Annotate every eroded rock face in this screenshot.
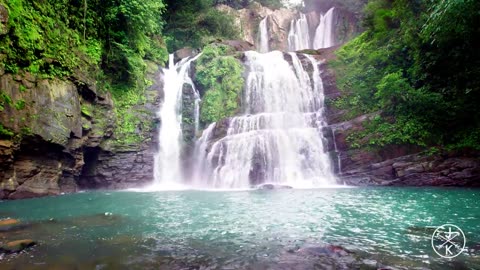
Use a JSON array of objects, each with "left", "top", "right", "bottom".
[
  {"left": 0, "top": 65, "right": 160, "bottom": 199},
  {"left": 339, "top": 153, "right": 480, "bottom": 187}
]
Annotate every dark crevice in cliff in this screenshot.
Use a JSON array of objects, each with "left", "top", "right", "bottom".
[{"left": 78, "top": 147, "right": 101, "bottom": 189}]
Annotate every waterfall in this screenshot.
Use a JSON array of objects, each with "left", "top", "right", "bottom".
[
  {"left": 331, "top": 128, "right": 342, "bottom": 175},
  {"left": 191, "top": 123, "right": 216, "bottom": 186},
  {"left": 287, "top": 7, "right": 335, "bottom": 51},
  {"left": 313, "top": 7, "right": 335, "bottom": 49},
  {"left": 153, "top": 54, "right": 201, "bottom": 187},
  {"left": 193, "top": 51, "right": 336, "bottom": 188},
  {"left": 288, "top": 14, "right": 311, "bottom": 51},
  {"left": 258, "top": 17, "right": 270, "bottom": 53}
]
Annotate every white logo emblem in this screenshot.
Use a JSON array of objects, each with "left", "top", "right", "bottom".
[{"left": 431, "top": 224, "right": 466, "bottom": 258}]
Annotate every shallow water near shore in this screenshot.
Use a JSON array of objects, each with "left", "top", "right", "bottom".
[{"left": 1, "top": 187, "right": 480, "bottom": 269}]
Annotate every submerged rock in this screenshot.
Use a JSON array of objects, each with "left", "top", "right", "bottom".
[
  {"left": 0, "top": 218, "right": 20, "bottom": 232},
  {"left": 297, "top": 245, "right": 351, "bottom": 257},
  {"left": 0, "top": 239, "right": 36, "bottom": 253},
  {"left": 406, "top": 226, "right": 437, "bottom": 236},
  {"left": 256, "top": 183, "right": 293, "bottom": 190}
]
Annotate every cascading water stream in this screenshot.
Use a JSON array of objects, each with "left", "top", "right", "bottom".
[
  {"left": 288, "top": 14, "right": 311, "bottom": 51},
  {"left": 153, "top": 54, "right": 201, "bottom": 188},
  {"left": 313, "top": 7, "right": 335, "bottom": 49},
  {"left": 154, "top": 7, "right": 338, "bottom": 189},
  {"left": 287, "top": 7, "right": 335, "bottom": 51},
  {"left": 193, "top": 51, "right": 336, "bottom": 189},
  {"left": 258, "top": 17, "right": 270, "bottom": 53}
]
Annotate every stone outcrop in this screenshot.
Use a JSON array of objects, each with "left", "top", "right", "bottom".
[
  {"left": 0, "top": 4, "right": 8, "bottom": 36},
  {"left": 0, "top": 64, "right": 160, "bottom": 199}
]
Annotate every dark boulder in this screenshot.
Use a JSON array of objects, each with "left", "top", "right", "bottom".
[{"left": 220, "top": 40, "right": 255, "bottom": 52}]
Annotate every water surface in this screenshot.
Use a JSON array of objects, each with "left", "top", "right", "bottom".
[{"left": 1, "top": 187, "right": 479, "bottom": 269}]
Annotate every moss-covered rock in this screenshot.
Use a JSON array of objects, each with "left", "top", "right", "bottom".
[{"left": 195, "top": 44, "right": 245, "bottom": 125}]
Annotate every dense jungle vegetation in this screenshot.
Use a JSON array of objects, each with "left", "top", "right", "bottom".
[
  {"left": 332, "top": 0, "right": 480, "bottom": 151},
  {"left": 1, "top": 0, "right": 478, "bottom": 152},
  {"left": 0, "top": 0, "right": 282, "bottom": 139}
]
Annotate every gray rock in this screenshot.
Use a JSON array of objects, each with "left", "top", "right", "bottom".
[
  {"left": 256, "top": 183, "right": 293, "bottom": 190},
  {"left": 0, "top": 4, "right": 8, "bottom": 35},
  {"left": 174, "top": 48, "right": 198, "bottom": 63}
]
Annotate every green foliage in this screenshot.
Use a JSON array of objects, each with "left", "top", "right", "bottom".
[
  {"left": 213, "top": 0, "right": 284, "bottom": 9},
  {"left": 81, "top": 104, "right": 94, "bottom": 118},
  {"left": 1, "top": 0, "right": 169, "bottom": 147},
  {"left": 1, "top": 0, "right": 84, "bottom": 77},
  {"left": 20, "top": 126, "right": 33, "bottom": 136},
  {"left": 0, "top": 123, "right": 14, "bottom": 138},
  {"left": 196, "top": 44, "right": 244, "bottom": 124},
  {"left": 110, "top": 85, "right": 147, "bottom": 144},
  {"left": 14, "top": 99, "right": 26, "bottom": 110},
  {"left": 347, "top": 115, "right": 433, "bottom": 149},
  {"left": 1, "top": 0, "right": 168, "bottom": 87},
  {"left": 0, "top": 91, "right": 12, "bottom": 112},
  {"left": 333, "top": 0, "right": 480, "bottom": 151},
  {"left": 163, "top": 0, "right": 240, "bottom": 51}
]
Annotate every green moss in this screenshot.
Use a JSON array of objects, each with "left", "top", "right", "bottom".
[
  {"left": 20, "top": 126, "right": 32, "bottom": 136},
  {"left": 0, "top": 91, "right": 12, "bottom": 112},
  {"left": 81, "top": 104, "right": 94, "bottom": 118},
  {"left": 110, "top": 84, "right": 148, "bottom": 145},
  {"left": 14, "top": 99, "right": 26, "bottom": 110},
  {"left": 196, "top": 44, "right": 244, "bottom": 124},
  {"left": 0, "top": 123, "right": 14, "bottom": 138}
]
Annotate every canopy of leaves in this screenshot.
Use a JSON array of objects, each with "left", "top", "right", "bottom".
[
  {"left": 163, "top": 0, "right": 240, "bottom": 52},
  {"left": 0, "top": 0, "right": 168, "bottom": 87},
  {"left": 332, "top": 0, "right": 480, "bottom": 150}
]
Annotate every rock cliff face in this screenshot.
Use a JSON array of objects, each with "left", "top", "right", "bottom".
[
  {"left": 0, "top": 66, "right": 160, "bottom": 199},
  {"left": 218, "top": 3, "right": 296, "bottom": 51},
  {"left": 218, "top": 1, "right": 362, "bottom": 52}
]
